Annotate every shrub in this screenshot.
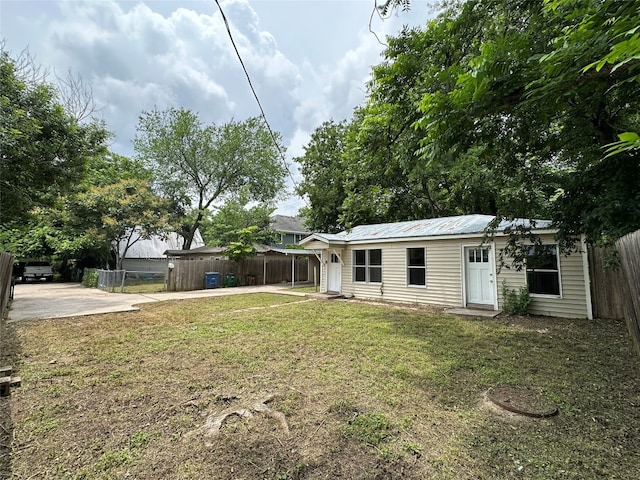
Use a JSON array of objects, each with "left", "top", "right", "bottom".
[
  {"left": 81, "top": 268, "right": 98, "bottom": 288},
  {"left": 501, "top": 280, "right": 531, "bottom": 315}
]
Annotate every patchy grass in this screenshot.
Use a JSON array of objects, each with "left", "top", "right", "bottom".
[
  {"left": 4, "top": 294, "right": 640, "bottom": 479},
  {"left": 121, "top": 282, "right": 166, "bottom": 294}
]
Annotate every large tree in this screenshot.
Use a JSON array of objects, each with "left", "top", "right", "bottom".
[
  {"left": 200, "top": 189, "right": 275, "bottom": 248},
  {"left": 300, "top": 0, "right": 639, "bottom": 249},
  {"left": 0, "top": 49, "right": 109, "bottom": 224},
  {"left": 295, "top": 120, "right": 350, "bottom": 233},
  {"left": 414, "top": 0, "right": 640, "bottom": 247},
  {"left": 134, "top": 108, "right": 287, "bottom": 250}
]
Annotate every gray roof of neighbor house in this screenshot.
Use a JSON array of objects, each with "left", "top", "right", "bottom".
[
  {"left": 300, "top": 214, "right": 553, "bottom": 244},
  {"left": 270, "top": 215, "right": 310, "bottom": 235}
]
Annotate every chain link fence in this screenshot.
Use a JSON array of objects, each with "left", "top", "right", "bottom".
[{"left": 97, "top": 270, "right": 166, "bottom": 293}]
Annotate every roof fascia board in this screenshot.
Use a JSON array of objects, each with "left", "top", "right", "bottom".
[{"left": 335, "top": 229, "right": 558, "bottom": 246}]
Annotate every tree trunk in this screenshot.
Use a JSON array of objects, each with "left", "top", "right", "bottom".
[{"left": 182, "top": 211, "right": 204, "bottom": 250}]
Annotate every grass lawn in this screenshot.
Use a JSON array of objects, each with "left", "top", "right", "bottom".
[{"left": 3, "top": 294, "right": 639, "bottom": 479}]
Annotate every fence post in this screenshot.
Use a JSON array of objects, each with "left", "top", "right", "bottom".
[{"left": 616, "top": 230, "right": 640, "bottom": 356}]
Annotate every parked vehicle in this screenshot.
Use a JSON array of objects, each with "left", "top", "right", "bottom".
[{"left": 22, "top": 261, "right": 54, "bottom": 282}]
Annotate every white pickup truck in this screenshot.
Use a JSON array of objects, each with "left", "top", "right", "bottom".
[{"left": 22, "top": 261, "right": 54, "bottom": 282}]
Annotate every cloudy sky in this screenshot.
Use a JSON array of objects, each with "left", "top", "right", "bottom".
[{"left": 1, "top": 0, "right": 434, "bottom": 215}]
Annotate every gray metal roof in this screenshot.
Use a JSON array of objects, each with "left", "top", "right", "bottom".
[
  {"left": 302, "top": 214, "right": 552, "bottom": 244},
  {"left": 270, "top": 215, "right": 310, "bottom": 234}
]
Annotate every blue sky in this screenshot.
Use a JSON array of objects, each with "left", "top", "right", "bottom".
[{"left": 1, "top": 0, "right": 435, "bottom": 214}]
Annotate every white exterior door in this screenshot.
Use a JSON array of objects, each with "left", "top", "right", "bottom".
[
  {"left": 465, "top": 247, "right": 494, "bottom": 306},
  {"left": 327, "top": 253, "right": 341, "bottom": 293}
]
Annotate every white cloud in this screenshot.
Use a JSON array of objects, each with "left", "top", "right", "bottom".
[{"left": 2, "top": 0, "right": 432, "bottom": 216}]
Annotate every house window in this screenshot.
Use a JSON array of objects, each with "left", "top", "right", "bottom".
[
  {"left": 407, "top": 248, "right": 426, "bottom": 286},
  {"left": 526, "top": 245, "right": 561, "bottom": 296},
  {"left": 353, "top": 249, "right": 382, "bottom": 283}
]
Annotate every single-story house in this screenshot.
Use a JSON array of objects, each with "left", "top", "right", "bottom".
[{"left": 300, "top": 214, "right": 593, "bottom": 319}]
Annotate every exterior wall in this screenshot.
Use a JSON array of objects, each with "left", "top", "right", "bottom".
[
  {"left": 495, "top": 235, "right": 590, "bottom": 318},
  {"left": 320, "top": 233, "right": 590, "bottom": 319},
  {"left": 273, "top": 232, "right": 308, "bottom": 248},
  {"left": 121, "top": 258, "right": 169, "bottom": 272},
  {"left": 341, "top": 239, "right": 467, "bottom": 307}
]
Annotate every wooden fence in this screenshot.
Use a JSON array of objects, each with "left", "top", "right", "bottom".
[
  {"left": 167, "top": 255, "right": 318, "bottom": 292},
  {"left": 616, "top": 230, "right": 640, "bottom": 355},
  {"left": 0, "top": 252, "right": 14, "bottom": 320},
  {"left": 588, "top": 246, "right": 626, "bottom": 319}
]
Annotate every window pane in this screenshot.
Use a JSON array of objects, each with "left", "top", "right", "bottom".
[
  {"left": 482, "top": 249, "right": 489, "bottom": 263},
  {"left": 527, "top": 271, "right": 560, "bottom": 295},
  {"left": 369, "top": 249, "right": 382, "bottom": 266},
  {"left": 468, "top": 250, "right": 475, "bottom": 263},
  {"left": 408, "top": 248, "right": 425, "bottom": 266},
  {"left": 354, "top": 266, "right": 366, "bottom": 282},
  {"left": 526, "top": 246, "right": 558, "bottom": 270},
  {"left": 369, "top": 266, "right": 382, "bottom": 283},
  {"left": 408, "top": 268, "right": 426, "bottom": 286},
  {"left": 354, "top": 250, "right": 366, "bottom": 266}
]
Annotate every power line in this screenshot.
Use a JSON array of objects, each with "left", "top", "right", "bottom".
[{"left": 213, "top": 0, "right": 308, "bottom": 208}]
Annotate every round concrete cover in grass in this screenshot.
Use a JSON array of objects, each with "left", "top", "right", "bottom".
[{"left": 488, "top": 385, "right": 558, "bottom": 418}]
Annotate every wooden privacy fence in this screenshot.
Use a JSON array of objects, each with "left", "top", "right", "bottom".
[
  {"left": 167, "top": 255, "right": 316, "bottom": 292},
  {"left": 0, "top": 252, "right": 14, "bottom": 320},
  {"left": 616, "top": 230, "right": 640, "bottom": 356},
  {"left": 588, "top": 246, "right": 626, "bottom": 319}
]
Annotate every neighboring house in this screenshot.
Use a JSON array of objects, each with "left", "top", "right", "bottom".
[
  {"left": 270, "top": 215, "right": 310, "bottom": 247},
  {"left": 119, "top": 230, "right": 205, "bottom": 272},
  {"left": 300, "top": 214, "right": 593, "bottom": 319}
]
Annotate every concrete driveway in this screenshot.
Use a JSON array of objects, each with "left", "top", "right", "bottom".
[{"left": 8, "top": 282, "right": 307, "bottom": 322}]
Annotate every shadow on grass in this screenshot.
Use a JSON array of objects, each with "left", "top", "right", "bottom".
[
  {"left": 389, "top": 311, "right": 640, "bottom": 479},
  {"left": 0, "top": 315, "right": 21, "bottom": 479}
]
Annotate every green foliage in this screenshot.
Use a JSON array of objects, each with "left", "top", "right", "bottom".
[
  {"left": 81, "top": 268, "right": 98, "bottom": 288},
  {"left": 224, "top": 226, "right": 261, "bottom": 262},
  {"left": 294, "top": 120, "right": 350, "bottom": 232},
  {"left": 298, "top": 0, "right": 639, "bottom": 249},
  {"left": 501, "top": 280, "right": 531, "bottom": 316},
  {"left": 0, "top": 49, "right": 110, "bottom": 225},
  {"left": 134, "top": 108, "right": 287, "bottom": 249},
  {"left": 200, "top": 190, "right": 275, "bottom": 247}
]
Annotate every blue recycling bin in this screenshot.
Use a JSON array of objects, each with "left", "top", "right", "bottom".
[{"left": 205, "top": 272, "right": 220, "bottom": 289}]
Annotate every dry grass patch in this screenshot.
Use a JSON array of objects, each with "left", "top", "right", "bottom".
[{"left": 3, "top": 294, "right": 639, "bottom": 479}]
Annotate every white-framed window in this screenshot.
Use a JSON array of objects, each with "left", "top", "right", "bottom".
[
  {"left": 526, "top": 245, "right": 561, "bottom": 296},
  {"left": 407, "top": 247, "right": 426, "bottom": 286},
  {"left": 353, "top": 249, "right": 382, "bottom": 283}
]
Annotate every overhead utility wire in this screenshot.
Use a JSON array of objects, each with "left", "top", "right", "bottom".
[{"left": 213, "top": 0, "right": 308, "bottom": 207}]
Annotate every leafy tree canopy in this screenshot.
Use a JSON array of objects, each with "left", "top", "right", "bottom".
[
  {"left": 200, "top": 189, "right": 275, "bottom": 248},
  {"left": 298, "top": 0, "right": 639, "bottom": 249},
  {"left": 134, "top": 108, "right": 287, "bottom": 250},
  {"left": 0, "top": 49, "right": 110, "bottom": 225}
]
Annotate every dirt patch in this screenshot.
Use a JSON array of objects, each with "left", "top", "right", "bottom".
[{"left": 487, "top": 385, "right": 558, "bottom": 418}]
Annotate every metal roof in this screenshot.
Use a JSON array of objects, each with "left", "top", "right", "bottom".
[
  {"left": 266, "top": 247, "right": 320, "bottom": 256},
  {"left": 121, "top": 229, "right": 205, "bottom": 258},
  {"left": 302, "top": 214, "right": 552, "bottom": 244}
]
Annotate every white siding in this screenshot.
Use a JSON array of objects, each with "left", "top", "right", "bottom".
[
  {"left": 495, "top": 235, "right": 589, "bottom": 318},
  {"left": 342, "top": 240, "right": 465, "bottom": 307},
  {"left": 323, "top": 234, "right": 590, "bottom": 319}
]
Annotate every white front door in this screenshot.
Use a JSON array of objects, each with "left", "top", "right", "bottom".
[
  {"left": 327, "top": 253, "right": 341, "bottom": 293},
  {"left": 465, "top": 246, "right": 494, "bottom": 306}
]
